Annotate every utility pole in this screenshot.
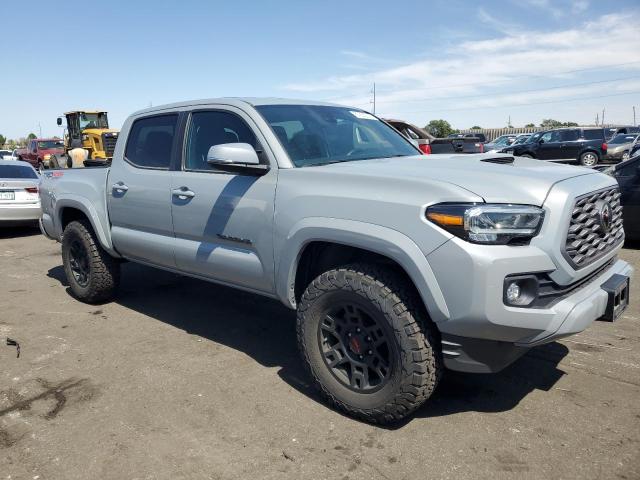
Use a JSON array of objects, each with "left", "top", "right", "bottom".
[
  {"left": 595, "top": 113, "right": 599, "bottom": 126},
  {"left": 37, "top": 122, "right": 42, "bottom": 138},
  {"left": 370, "top": 82, "right": 376, "bottom": 115},
  {"left": 602, "top": 108, "right": 605, "bottom": 127},
  {"left": 634, "top": 106, "right": 637, "bottom": 126}
]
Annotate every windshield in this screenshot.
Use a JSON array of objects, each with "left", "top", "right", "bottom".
[
  {"left": 491, "top": 136, "right": 514, "bottom": 146},
  {"left": 79, "top": 113, "right": 109, "bottom": 130},
  {"left": 609, "top": 134, "right": 637, "bottom": 145},
  {"left": 0, "top": 164, "right": 38, "bottom": 179},
  {"left": 256, "top": 105, "right": 419, "bottom": 167},
  {"left": 37, "top": 140, "right": 64, "bottom": 150},
  {"left": 513, "top": 135, "right": 531, "bottom": 145}
]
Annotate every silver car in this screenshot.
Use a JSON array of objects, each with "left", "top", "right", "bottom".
[
  {"left": 0, "top": 160, "right": 41, "bottom": 225},
  {"left": 606, "top": 133, "right": 639, "bottom": 162}
]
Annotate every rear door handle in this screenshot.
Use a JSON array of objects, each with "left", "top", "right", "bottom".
[
  {"left": 172, "top": 187, "right": 196, "bottom": 199},
  {"left": 112, "top": 182, "right": 129, "bottom": 193}
]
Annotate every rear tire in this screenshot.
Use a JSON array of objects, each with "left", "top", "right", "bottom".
[
  {"left": 519, "top": 153, "right": 533, "bottom": 158},
  {"left": 62, "top": 220, "right": 120, "bottom": 303},
  {"left": 297, "top": 263, "right": 441, "bottom": 424},
  {"left": 580, "top": 151, "right": 599, "bottom": 167}
]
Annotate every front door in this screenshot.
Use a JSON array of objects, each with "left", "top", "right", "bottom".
[
  {"left": 170, "top": 107, "right": 277, "bottom": 294},
  {"left": 107, "top": 113, "right": 179, "bottom": 268},
  {"left": 537, "top": 131, "right": 562, "bottom": 160}
]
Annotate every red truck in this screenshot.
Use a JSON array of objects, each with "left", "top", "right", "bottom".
[{"left": 16, "top": 138, "right": 65, "bottom": 170}]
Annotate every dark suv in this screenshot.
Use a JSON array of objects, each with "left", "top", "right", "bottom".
[{"left": 503, "top": 127, "right": 608, "bottom": 167}]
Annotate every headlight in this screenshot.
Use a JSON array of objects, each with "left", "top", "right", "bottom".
[
  {"left": 426, "top": 203, "right": 544, "bottom": 245},
  {"left": 43, "top": 154, "right": 51, "bottom": 160}
]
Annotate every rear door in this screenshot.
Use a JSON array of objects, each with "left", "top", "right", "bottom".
[
  {"left": 107, "top": 113, "right": 179, "bottom": 268},
  {"left": 169, "top": 107, "right": 277, "bottom": 293}
]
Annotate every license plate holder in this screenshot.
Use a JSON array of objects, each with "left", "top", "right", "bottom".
[
  {"left": 0, "top": 191, "right": 15, "bottom": 200},
  {"left": 600, "top": 274, "right": 629, "bottom": 322}
]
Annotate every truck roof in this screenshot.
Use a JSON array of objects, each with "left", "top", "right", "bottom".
[
  {"left": 64, "top": 110, "right": 107, "bottom": 115},
  {"left": 130, "top": 97, "right": 351, "bottom": 117}
]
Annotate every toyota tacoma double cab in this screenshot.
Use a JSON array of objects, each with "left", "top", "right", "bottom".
[{"left": 39, "top": 98, "right": 632, "bottom": 424}]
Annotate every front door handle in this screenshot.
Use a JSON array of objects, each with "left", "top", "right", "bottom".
[
  {"left": 172, "top": 187, "right": 196, "bottom": 199},
  {"left": 112, "top": 182, "right": 129, "bottom": 193}
]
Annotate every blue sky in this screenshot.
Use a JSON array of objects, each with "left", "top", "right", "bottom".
[{"left": 2, "top": 0, "right": 639, "bottom": 139}]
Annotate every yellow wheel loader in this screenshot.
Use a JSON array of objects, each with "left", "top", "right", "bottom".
[{"left": 51, "top": 111, "right": 119, "bottom": 168}]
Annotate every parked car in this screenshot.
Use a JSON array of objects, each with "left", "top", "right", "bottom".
[
  {"left": 448, "top": 132, "right": 487, "bottom": 143},
  {"left": 0, "top": 149, "right": 14, "bottom": 160},
  {"left": 17, "top": 138, "right": 65, "bottom": 170},
  {"left": 39, "top": 98, "right": 631, "bottom": 424},
  {"left": 0, "top": 160, "right": 41, "bottom": 226},
  {"left": 384, "top": 119, "right": 434, "bottom": 154},
  {"left": 503, "top": 127, "right": 608, "bottom": 166},
  {"left": 606, "top": 133, "right": 639, "bottom": 162},
  {"left": 483, "top": 134, "right": 518, "bottom": 153},
  {"left": 429, "top": 136, "right": 484, "bottom": 154}
]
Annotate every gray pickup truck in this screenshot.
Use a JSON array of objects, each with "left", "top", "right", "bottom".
[{"left": 39, "top": 98, "right": 632, "bottom": 424}]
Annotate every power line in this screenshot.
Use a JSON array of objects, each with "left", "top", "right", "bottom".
[
  {"left": 377, "top": 90, "right": 640, "bottom": 116},
  {"left": 372, "top": 75, "right": 640, "bottom": 105}
]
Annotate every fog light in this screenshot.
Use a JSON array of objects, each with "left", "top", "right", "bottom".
[
  {"left": 506, "top": 281, "right": 521, "bottom": 303},
  {"left": 503, "top": 275, "right": 539, "bottom": 307}
]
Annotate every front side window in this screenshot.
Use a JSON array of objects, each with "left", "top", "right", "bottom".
[
  {"left": 540, "top": 131, "right": 560, "bottom": 143},
  {"left": 609, "top": 134, "right": 637, "bottom": 144},
  {"left": 124, "top": 114, "right": 178, "bottom": 169},
  {"left": 256, "top": 105, "right": 418, "bottom": 167},
  {"left": 184, "top": 111, "right": 258, "bottom": 171}
]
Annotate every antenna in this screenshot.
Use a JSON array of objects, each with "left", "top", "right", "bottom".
[{"left": 370, "top": 82, "right": 376, "bottom": 115}]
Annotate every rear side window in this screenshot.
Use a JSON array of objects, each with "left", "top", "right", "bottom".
[
  {"left": 0, "top": 165, "right": 38, "bottom": 179},
  {"left": 582, "top": 129, "right": 604, "bottom": 140},
  {"left": 125, "top": 114, "right": 178, "bottom": 169},
  {"left": 560, "top": 130, "right": 580, "bottom": 141}
]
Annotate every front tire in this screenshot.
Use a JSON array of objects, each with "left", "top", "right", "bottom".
[
  {"left": 297, "top": 264, "right": 441, "bottom": 424},
  {"left": 519, "top": 153, "right": 533, "bottom": 158},
  {"left": 62, "top": 220, "right": 120, "bottom": 303},
  {"left": 580, "top": 151, "right": 599, "bottom": 167}
]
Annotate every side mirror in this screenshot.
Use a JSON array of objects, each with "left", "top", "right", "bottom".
[
  {"left": 57, "top": 117, "right": 63, "bottom": 126},
  {"left": 539, "top": 139, "right": 545, "bottom": 144},
  {"left": 206, "top": 143, "right": 269, "bottom": 175}
]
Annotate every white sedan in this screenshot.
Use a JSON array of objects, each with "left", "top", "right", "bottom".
[{"left": 0, "top": 160, "right": 41, "bottom": 225}]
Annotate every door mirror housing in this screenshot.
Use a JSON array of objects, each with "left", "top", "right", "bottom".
[
  {"left": 57, "top": 117, "right": 63, "bottom": 126},
  {"left": 538, "top": 138, "right": 544, "bottom": 144},
  {"left": 206, "top": 143, "right": 269, "bottom": 175}
]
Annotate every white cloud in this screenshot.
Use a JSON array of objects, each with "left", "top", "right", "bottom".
[
  {"left": 571, "top": 0, "right": 589, "bottom": 14},
  {"left": 281, "top": 13, "right": 640, "bottom": 114}
]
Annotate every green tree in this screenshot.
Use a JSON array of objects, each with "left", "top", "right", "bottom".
[
  {"left": 0, "top": 134, "right": 6, "bottom": 147},
  {"left": 524, "top": 123, "right": 536, "bottom": 128},
  {"left": 470, "top": 125, "right": 482, "bottom": 130},
  {"left": 540, "top": 119, "right": 578, "bottom": 128},
  {"left": 425, "top": 119, "right": 457, "bottom": 138},
  {"left": 27, "top": 132, "right": 37, "bottom": 140}
]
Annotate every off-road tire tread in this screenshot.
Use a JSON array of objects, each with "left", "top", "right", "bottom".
[
  {"left": 62, "top": 219, "right": 119, "bottom": 303},
  {"left": 297, "top": 263, "right": 442, "bottom": 424}
]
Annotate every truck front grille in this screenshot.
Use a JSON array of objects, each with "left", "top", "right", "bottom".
[
  {"left": 563, "top": 186, "right": 623, "bottom": 269},
  {"left": 102, "top": 133, "right": 117, "bottom": 157}
]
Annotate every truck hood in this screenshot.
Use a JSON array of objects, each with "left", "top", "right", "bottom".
[{"left": 316, "top": 154, "right": 599, "bottom": 205}]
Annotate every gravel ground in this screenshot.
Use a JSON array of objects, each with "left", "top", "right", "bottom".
[{"left": 1, "top": 226, "right": 639, "bottom": 480}]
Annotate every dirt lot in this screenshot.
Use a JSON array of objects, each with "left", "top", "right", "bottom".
[{"left": 1, "top": 227, "right": 639, "bottom": 480}]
